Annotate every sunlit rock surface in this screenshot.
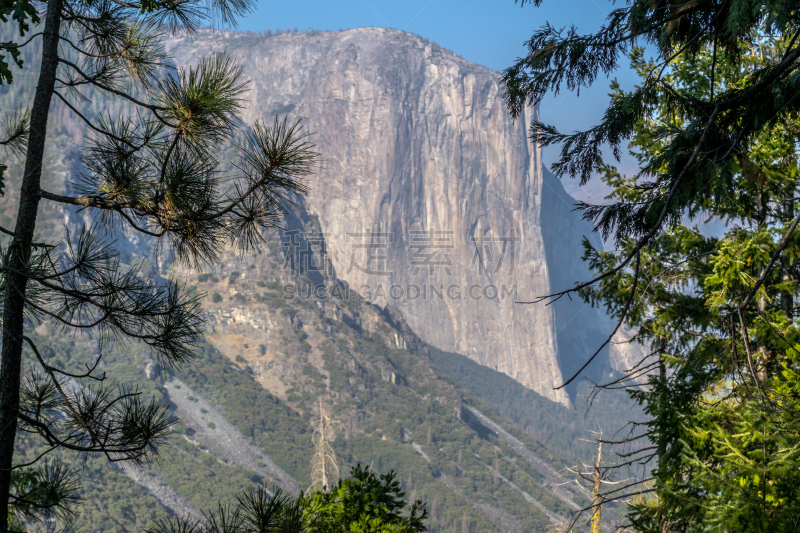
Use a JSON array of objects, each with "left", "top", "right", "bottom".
[{"left": 164, "top": 27, "right": 612, "bottom": 405}]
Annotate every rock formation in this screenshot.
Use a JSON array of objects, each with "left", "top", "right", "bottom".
[{"left": 164, "top": 27, "right": 612, "bottom": 405}]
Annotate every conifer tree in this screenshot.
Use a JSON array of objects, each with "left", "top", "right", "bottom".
[
  {"left": 149, "top": 466, "right": 428, "bottom": 533},
  {"left": 503, "top": 2, "right": 800, "bottom": 530},
  {"left": 504, "top": 1, "right": 800, "bottom": 295},
  {"left": 0, "top": 0, "right": 316, "bottom": 528}
]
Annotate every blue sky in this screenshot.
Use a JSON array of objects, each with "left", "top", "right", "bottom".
[{"left": 235, "top": 0, "right": 642, "bottom": 202}]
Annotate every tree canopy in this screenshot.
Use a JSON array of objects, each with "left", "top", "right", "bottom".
[
  {"left": 148, "top": 466, "right": 428, "bottom": 533},
  {"left": 504, "top": 0, "right": 800, "bottom": 250},
  {"left": 504, "top": 1, "right": 800, "bottom": 531}
]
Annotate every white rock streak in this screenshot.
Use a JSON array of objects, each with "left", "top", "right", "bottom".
[{"left": 164, "top": 379, "right": 300, "bottom": 494}]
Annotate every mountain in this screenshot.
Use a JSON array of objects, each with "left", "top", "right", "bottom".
[
  {"left": 161, "top": 27, "right": 617, "bottom": 405},
  {"left": 0, "top": 25, "right": 641, "bottom": 532}
]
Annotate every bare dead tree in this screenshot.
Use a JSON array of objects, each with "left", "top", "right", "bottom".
[
  {"left": 561, "top": 430, "right": 646, "bottom": 533},
  {"left": 309, "top": 400, "right": 340, "bottom": 492}
]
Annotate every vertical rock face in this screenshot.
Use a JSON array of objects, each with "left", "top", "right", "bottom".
[{"left": 165, "top": 28, "right": 607, "bottom": 405}]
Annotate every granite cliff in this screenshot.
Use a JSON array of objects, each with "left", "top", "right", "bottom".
[{"left": 162, "top": 27, "right": 614, "bottom": 405}]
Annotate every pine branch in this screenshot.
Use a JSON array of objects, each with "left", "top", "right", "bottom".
[{"left": 556, "top": 252, "right": 641, "bottom": 390}]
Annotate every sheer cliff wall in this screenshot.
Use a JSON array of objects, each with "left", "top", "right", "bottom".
[{"left": 161, "top": 27, "right": 613, "bottom": 405}]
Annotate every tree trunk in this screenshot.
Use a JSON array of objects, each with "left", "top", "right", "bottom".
[
  {"left": 591, "top": 436, "right": 603, "bottom": 533},
  {"left": 782, "top": 193, "right": 794, "bottom": 320},
  {"left": 757, "top": 286, "right": 769, "bottom": 382},
  {"left": 656, "top": 336, "right": 668, "bottom": 533},
  {"left": 0, "top": 0, "right": 62, "bottom": 527}
]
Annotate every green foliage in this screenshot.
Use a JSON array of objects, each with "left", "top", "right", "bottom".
[
  {"left": 7, "top": 463, "right": 78, "bottom": 526},
  {"left": 303, "top": 465, "right": 427, "bottom": 533},
  {"left": 147, "top": 466, "right": 427, "bottom": 533},
  {"left": 176, "top": 342, "right": 315, "bottom": 486},
  {"left": 0, "top": 107, "right": 28, "bottom": 196},
  {"left": 501, "top": 1, "right": 800, "bottom": 530},
  {"left": 13, "top": 327, "right": 294, "bottom": 530},
  {"left": 504, "top": 1, "right": 800, "bottom": 245},
  {"left": 505, "top": 1, "right": 800, "bottom": 529},
  {"left": 0, "top": 0, "right": 38, "bottom": 84},
  {"left": 563, "top": 25, "right": 800, "bottom": 533},
  {"left": 427, "top": 346, "right": 637, "bottom": 464},
  {"left": 48, "top": 450, "right": 168, "bottom": 532}
]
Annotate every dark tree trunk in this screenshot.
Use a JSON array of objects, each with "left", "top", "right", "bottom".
[{"left": 0, "top": 0, "right": 62, "bottom": 527}]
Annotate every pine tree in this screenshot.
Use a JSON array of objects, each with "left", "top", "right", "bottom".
[
  {"left": 503, "top": 2, "right": 800, "bottom": 324},
  {"left": 0, "top": 0, "right": 316, "bottom": 528},
  {"left": 152, "top": 465, "right": 427, "bottom": 533}
]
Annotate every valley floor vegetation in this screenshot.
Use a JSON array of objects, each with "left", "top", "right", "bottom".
[{"left": 147, "top": 465, "right": 427, "bottom": 533}]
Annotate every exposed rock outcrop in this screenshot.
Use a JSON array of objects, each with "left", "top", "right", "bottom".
[{"left": 163, "top": 28, "right": 610, "bottom": 405}]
